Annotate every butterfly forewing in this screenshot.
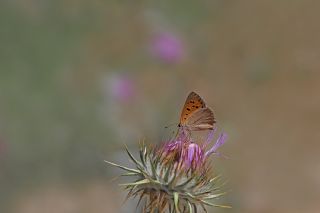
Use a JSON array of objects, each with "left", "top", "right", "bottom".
[{"left": 179, "top": 92, "right": 206, "bottom": 125}]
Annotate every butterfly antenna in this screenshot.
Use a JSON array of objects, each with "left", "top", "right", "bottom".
[{"left": 164, "top": 122, "right": 178, "bottom": 129}]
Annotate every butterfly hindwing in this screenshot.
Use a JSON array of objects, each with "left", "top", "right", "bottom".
[{"left": 186, "top": 107, "right": 215, "bottom": 131}]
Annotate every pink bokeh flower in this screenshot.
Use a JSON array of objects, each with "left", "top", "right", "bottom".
[
  {"left": 150, "top": 32, "right": 184, "bottom": 63},
  {"left": 110, "top": 75, "right": 135, "bottom": 102}
]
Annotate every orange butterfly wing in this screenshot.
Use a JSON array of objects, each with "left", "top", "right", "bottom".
[{"left": 179, "top": 92, "right": 207, "bottom": 126}]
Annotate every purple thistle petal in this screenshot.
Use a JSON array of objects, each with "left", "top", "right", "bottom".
[
  {"left": 202, "top": 128, "right": 217, "bottom": 149},
  {"left": 205, "top": 133, "right": 228, "bottom": 157},
  {"left": 187, "top": 143, "right": 196, "bottom": 167},
  {"left": 163, "top": 140, "right": 182, "bottom": 153},
  {"left": 184, "top": 143, "right": 204, "bottom": 169}
]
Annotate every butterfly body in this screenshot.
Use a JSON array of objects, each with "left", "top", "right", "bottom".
[{"left": 178, "top": 92, "right": 215, "bottom": 133}]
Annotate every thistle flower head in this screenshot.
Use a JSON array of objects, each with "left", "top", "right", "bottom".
[
  {"left": 161, "top": 138, "right": 203, "bottom": 171},
  {"left": 106, "top": 128, "right": 230, "bottom": 212}
]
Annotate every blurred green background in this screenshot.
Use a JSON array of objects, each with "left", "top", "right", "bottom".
[{"left": 1, "top": 0, "right": 320, "bottom": 212}]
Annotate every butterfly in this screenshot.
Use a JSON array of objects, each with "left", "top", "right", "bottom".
[{"left": 178, "top": 92, "right": 216, "bottom": 132}]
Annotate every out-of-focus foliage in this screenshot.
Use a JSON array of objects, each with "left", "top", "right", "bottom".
[{"left": 1, "top": 0, "right": 320, "bottom": 212}]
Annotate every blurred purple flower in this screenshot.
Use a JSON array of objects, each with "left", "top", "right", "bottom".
[
  {"left": 151, "top": 32, "right": 184, "bottom": 63},
  {"left": 110, "top": 75, "right": 135, "bottom": 102}
]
